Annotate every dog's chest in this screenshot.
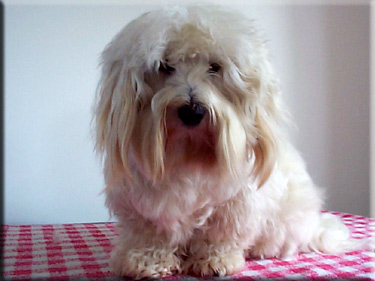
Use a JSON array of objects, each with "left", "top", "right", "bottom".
[{"left": 128, "top": 174, "right": 240, "bottom": 234}]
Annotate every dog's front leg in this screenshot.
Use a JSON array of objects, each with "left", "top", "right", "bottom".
[
  {"left": 110, "top": 219, "right": 181, "bottom": 279},
  {"left": 185, "top": 240, "right": 245, "bottom": 276},
  {"left": 184, "top": 197, "right": 251, "bottom": 276}
]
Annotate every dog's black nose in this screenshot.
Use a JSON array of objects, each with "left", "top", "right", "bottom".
[{"left": 178, "top": 103, "right": 206, "bottom": 127}]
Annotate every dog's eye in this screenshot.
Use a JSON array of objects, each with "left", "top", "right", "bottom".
[
  {"left": 208, "top": 63, "right": 221, "bottom": 73},
  {"left": 159, "top": 63, "right": 175, "bottom": 75}
]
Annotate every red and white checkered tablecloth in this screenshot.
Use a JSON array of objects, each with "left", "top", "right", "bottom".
[{"left": 2, "top": 212, "right": 374, "bottom": 280}]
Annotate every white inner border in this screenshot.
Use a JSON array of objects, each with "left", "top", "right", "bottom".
[{"left": 370, "top": 1, "right": 375, "bottom": 218}]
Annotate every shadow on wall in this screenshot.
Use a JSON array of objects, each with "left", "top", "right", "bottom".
[
  {"left": 323, "top": 5, "right": 370, "bottom": 216},
  {"left": 286, "top": 5, "right": 370, "bottom": 217}
]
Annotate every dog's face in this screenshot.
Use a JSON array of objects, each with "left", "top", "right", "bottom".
[{"left": 95, "top": 7, "right": 284, "bottom": 187}]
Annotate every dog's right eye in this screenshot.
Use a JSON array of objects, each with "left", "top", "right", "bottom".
[
  {"left": 159, "top": 63, "right": 175, "bottom": 75},
  {"left": 208, "top": 63, "right": 221, "bottom": 73}
]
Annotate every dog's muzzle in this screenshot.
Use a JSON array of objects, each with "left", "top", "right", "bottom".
[{"left": 178, "top": 102, "right": 206, "bottom": 127}]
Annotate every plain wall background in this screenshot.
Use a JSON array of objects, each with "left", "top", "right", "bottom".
[{"left": 4, "top": 1, "right": 371, "bottom": 224}]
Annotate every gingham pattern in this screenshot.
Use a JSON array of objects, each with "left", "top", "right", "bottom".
[{"left": 2, "top": 212, "right": 374, "bottom": 281}]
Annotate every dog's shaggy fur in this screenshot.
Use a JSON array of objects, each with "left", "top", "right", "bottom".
[{"left": 94, "top": 6, "right": 371, "bottom": 278}]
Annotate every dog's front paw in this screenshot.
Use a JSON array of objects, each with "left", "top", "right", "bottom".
[
  {"left": 249, "top": 239, "right": 298, "bottom": 260},
  {"left": 185, "top": 247, "right": 245, "bottom": 277},
  {"left": 110, "top": 247, "right": 181, "bottom": 279}
]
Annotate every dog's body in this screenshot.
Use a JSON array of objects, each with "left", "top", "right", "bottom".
[{"left": 95, "top": 6, "right": 370, "bottom": 278}]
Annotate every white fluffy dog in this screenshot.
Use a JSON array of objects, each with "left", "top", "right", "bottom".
[{"left": 94, "top": 6, "right": 370, "bottom": 279}]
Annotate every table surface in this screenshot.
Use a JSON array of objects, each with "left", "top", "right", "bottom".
[{"left": 2, "top": 212, "right": 375, "bottom": 280}]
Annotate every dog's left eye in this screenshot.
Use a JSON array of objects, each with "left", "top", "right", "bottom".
[
  {"left": 208, "top": 63, "right": 221, "bottom": 73},
  {"left": 159, "top": 63, "right": 175, "bottom": 75}
]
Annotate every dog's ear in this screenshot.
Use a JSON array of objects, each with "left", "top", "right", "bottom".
[
  {"left": 247, "top": 55, "right": 286, "bottom": 188},
  {"left": 94, "top": 59, "right": 139, "bottom": 182},
  {"left": 252, "top": 108, "right": 278, "bottom": 188}
]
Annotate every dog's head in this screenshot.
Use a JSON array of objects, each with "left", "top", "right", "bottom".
[{"left": 95, "top": 6, "right": 285, "bottom": 187}]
